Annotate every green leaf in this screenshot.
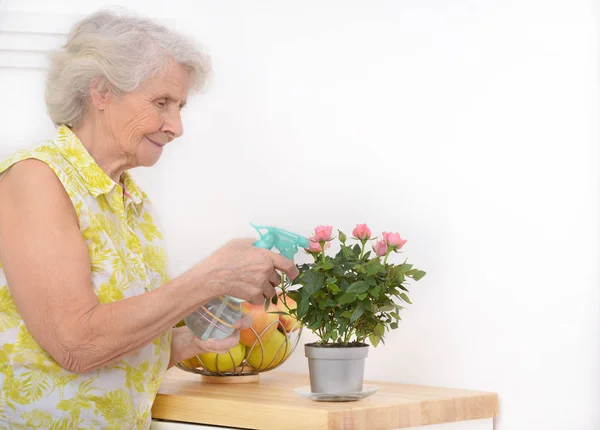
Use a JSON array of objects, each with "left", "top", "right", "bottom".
[
  {"left": 326, "top": 277, "right": 337, "bottom": 284},
  {"left": 378, "top": 305, "right": 394, "bottom": 312},
  {"left": 327, "top": 283, "right": 341, "bottom": 293},
  {"left": 390, "top": 322, "right": 398, "bottom": 330},
  {"left": 396, "top": 272, "right": 406, "bottom": 283},
  {"left": 308, "top": 320, "right": 322, "bottom": 330},
  {"left": 400, "top": 293, "right": 412, "bottom": 304},
  {"left": 400, "top": 263, "right": 413, "bottom": 273},
  {"left": 412, "top": 270, "right": 427, "bottom": 281},
  {"left": 346, "top": 281, "right": 369, "bottom": 294},
  {"left": 374, "top": 324, "right": 385, "bottom": 336},
  {"left": 297, "top": 297, "right": 310, "bottom": 318},
  {"left": 321, "top": 261, "right": 334, "bottom": 270},
  {"left": 303, "top": 275, "right": 324, "bottom": 296},
  {"left": 341, "top": 311, "right": 353, "bottom": 319},
  {"left": 364, "top": 276, "right": 377, "bottom": 286},
  {"left": 357, "top": 293, "right": 368, "bottom": 300},
  {"left": 369, "top": 333, "right": 381, "bottom": 347},
  {"left": 267, "top": 311, "right": 289, "bottom": 315},
  {"left": 351, "top": 302, "right": 365, "bottom": 322},
  {"left": 353, "top": 264, "right": 367, "bottom": 275},
  {"left": 332, "top": 265, "right": 345, "bottom": 276},
  {"left": 338, "top": 293, "right": 357, "bottom": 304},
  {"left": 264, "top": 299, "right": 270, "bottom": 312},
  {"left": 369, "top": 285, "right": 381, "bottom": 297},
  {"left": 338, "top": 230, "right": 347, "bottom": 243},
  {"left": 298, "top": 270, "right": 318, "bottom": 289},
  {"left": 366, "top": 261, "right": 382, "bottom": 276}
]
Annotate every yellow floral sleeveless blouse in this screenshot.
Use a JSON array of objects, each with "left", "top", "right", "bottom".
[{"left": 0, "top": 126, "right": 171, "bottom": 429}]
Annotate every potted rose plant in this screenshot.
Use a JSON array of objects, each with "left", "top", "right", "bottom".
[{"left": 278, "top": 224, "right": 426, "bottom": 394}]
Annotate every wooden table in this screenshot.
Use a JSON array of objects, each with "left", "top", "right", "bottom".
[{"left": 151, "top": 368, "right": 497, "bottom": 430}]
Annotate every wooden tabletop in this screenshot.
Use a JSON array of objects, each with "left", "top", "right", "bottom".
[{"left": 151, "top": 368, "right": 497, "bottom": 430}]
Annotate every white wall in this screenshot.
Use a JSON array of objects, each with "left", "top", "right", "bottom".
[{"left": 0, "top": 1, "right": 598, "bottom": 429}]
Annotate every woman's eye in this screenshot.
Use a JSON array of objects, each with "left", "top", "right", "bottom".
[{"left": 156, "top": 100, "right": 166, "bottom": 108}]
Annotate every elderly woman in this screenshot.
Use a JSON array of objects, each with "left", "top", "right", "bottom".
[{"left": 0, "top": 10, "right": 297, "bottom": 429}]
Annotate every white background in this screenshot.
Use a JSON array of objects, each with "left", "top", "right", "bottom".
[{"left": 0, "top": 1, "right": 598, "bottom": 429}]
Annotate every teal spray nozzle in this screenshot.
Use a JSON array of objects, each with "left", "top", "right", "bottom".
[{"left": 250, "top": 223, "right": 310, "bottom": 259}]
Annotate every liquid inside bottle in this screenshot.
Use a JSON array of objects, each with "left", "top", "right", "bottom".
[{"left": 184, "top": 296, "right": 243, "bottom": 340}]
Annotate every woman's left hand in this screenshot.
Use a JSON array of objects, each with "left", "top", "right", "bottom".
[{"left": 169, "top": 316, "right": 252, "bottom": 367}]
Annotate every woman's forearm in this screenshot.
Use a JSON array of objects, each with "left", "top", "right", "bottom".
[{"left": 59, "top": 268, "right": 229, "bottom": 373}]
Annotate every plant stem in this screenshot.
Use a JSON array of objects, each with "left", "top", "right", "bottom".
[
  {"left": 280, "top": 275, "right": 290, "bottom": 310},
  {"left": 342, "top": 243, "right": 348, "bottom": 259},
  {"left": 383, "top": 247, "right": 392, "bottom": 265},
  {"left": 280, "top": 272, "right": 286, "bottom": 294}
]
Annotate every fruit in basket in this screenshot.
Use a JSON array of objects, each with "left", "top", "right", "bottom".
[
  {"left": 196, "top": 342, "right": 246, "bottom": 372},
  {"left": 239, "top": 302, "right": 279, "bottom": 347},
  {"left": 276, "top": 295, "right": 299, "bottom": 333},
  {"left": 246, "top": 330, "right": 291, "bottom": 370},
  {"left": 181, "top": 355, "right": 202, "bottom": 368}
]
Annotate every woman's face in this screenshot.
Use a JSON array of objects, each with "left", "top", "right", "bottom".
[{"left": 103, "top": 61, "right": 191, "bottom": 168}]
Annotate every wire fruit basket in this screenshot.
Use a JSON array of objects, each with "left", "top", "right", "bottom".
[{"left": 177, "top": 317, "right": 302, "bottom": 383}]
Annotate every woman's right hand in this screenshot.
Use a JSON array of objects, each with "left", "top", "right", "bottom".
[{"left": 196, "top": 238, "right": 300, "bottom": 305}]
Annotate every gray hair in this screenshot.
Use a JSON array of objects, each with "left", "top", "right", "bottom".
[{"left": 45, "top": 9, "right": 211, "bottom": 127}]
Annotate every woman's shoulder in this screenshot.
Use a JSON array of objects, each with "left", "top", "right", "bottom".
[
  {"left": 0, "top": 157, "right": 77, "bottom": 227},
  {"left": 0, "top": 140, "right": 61, "bottom": 175},
  {"left": 0, "top": 156, "right": 68, "bottom": 196},
  {"left": 0, "top": 137, "right": 77, "bottom": 210}
]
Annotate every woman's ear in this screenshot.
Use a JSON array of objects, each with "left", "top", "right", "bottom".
[{"left": 89, "top": 77, "right": 110, "bottom": 110}]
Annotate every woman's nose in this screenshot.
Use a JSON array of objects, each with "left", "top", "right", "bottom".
[{"left": 162, "top": 109, "right": 184, "bottom": 140}]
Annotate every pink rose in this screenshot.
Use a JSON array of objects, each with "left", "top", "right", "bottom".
[
  {"left": 307, "top": 237, "right": 330, "bottom": 253},
  {"left": 373, "top": 240, "right": 387, "bottom": 257},
  {"left": 382, "top": 232, "right": 407, "bottom": 250},
  {"left": 352, "top": 224, "right": 371, "bottom": 240},
  {"left": 313, "top": 225, "right": 333, "bottom": 242}
]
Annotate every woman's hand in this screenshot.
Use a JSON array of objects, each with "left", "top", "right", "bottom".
[
  {"left": 169, "top": 315, "right": 252, "bottom": 367},
  {"left": 194, "top": 239, "right": 300, "bottom": 305}
]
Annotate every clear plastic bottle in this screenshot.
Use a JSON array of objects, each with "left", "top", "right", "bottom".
[{"left": 184, "top": 295, "right": 243, "bottom": 340}]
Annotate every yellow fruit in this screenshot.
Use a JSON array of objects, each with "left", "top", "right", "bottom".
[
  {"left": 246, "top": 330, "right": 291, "bottom": 370},
  {"left": 181, "top": 355, "right": 201, "bottom": 369},
  {"left": 197, "top": 342, "right": 245, "bottom": 373}
]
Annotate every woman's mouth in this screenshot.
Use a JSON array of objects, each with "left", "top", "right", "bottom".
[{"left": 146, "top": 136, "right": 166, "bottom": 148}]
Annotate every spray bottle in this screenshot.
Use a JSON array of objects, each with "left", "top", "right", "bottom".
[{"left": 184, "top": 223, "right": 309, "bottom": 340}]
